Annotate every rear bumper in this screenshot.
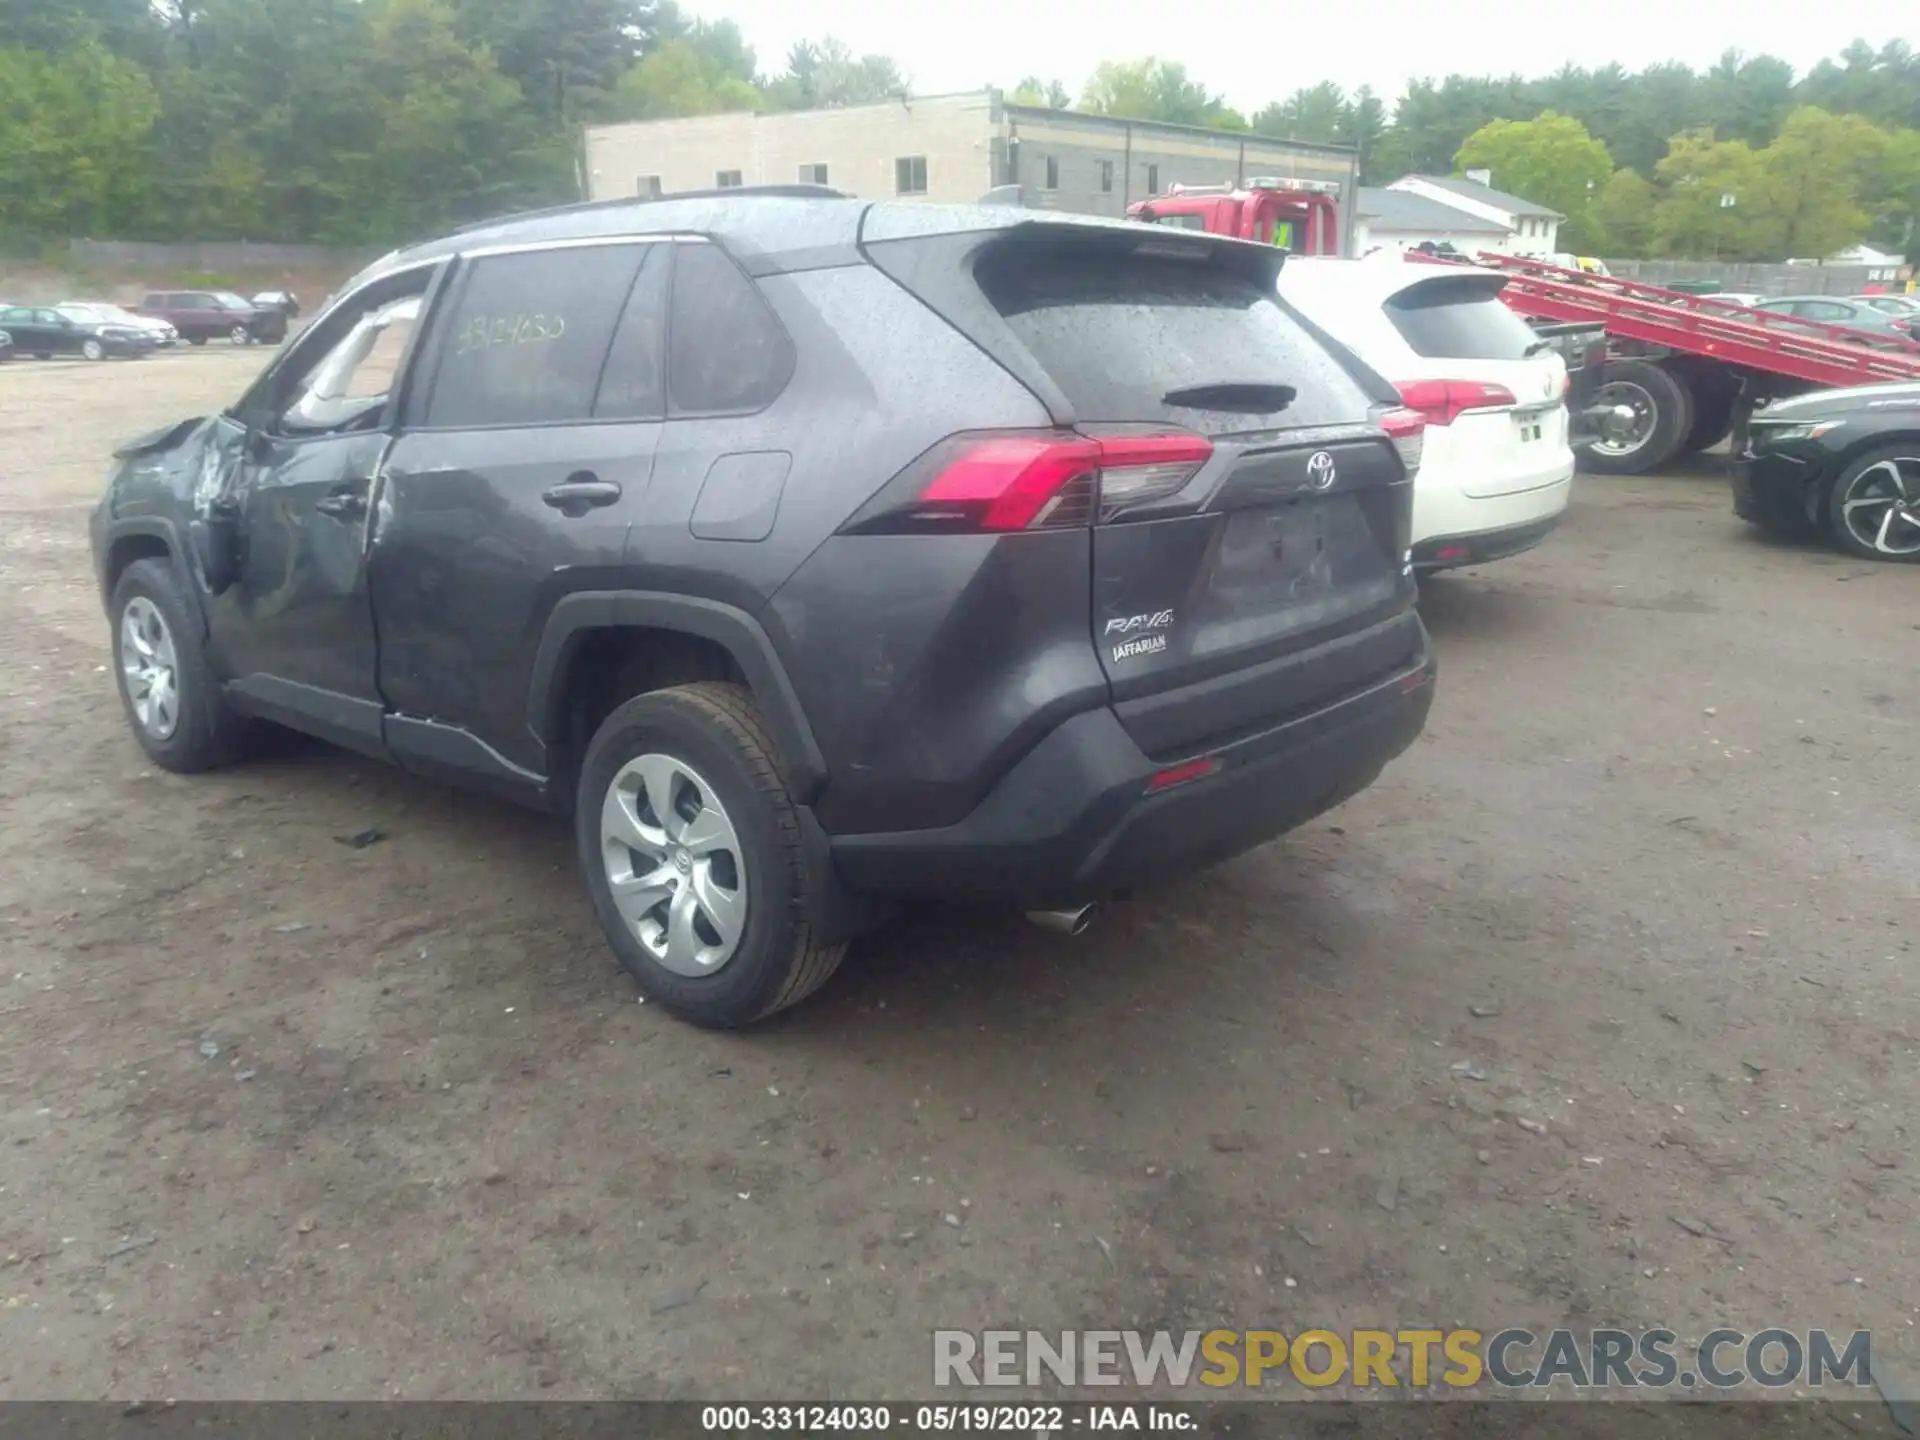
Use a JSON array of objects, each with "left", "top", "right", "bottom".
[
  {"left": 1412, "top": 469, "right": 1571, "bottom": 570},
  {"left": 1414, "top": 512, "right": 1564, "bottom": 570},
  {"left": 829, "top": 634, "right": 1435, "bottom": 905}
]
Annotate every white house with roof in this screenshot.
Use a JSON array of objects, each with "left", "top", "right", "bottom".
[
  {"left": 1352, "top": 187, "right": 1512, "bottom": 259},
  {"left": 1374, "top": 171, "right": 1565, "bottom": 258}
]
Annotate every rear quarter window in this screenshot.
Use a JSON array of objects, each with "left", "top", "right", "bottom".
[
  {"left": 1384, "top": 277, "right": 1541, "bottom": 361},
  {"left": 975, "top": 243, "right": 1375, "bottom": 433},
  {"left": 667, "top": 242, "right": 793, "bottom": 415}
]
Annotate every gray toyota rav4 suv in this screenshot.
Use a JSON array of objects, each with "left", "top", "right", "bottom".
[{"left": 91, "top": 187, "right": 1436, "bottom": 1027}]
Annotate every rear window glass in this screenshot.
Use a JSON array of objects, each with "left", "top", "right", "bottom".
[
  {"left": 976, "top": 245, "right": 1372, "bottom": 432},
  {"left": 1385, "top": 277, "right": 1541, "bottom": 361}
]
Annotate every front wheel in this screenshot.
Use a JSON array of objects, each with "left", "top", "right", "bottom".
[
  {"left": 110, "top": 558, "right": 250, "bottom": 771},
  {"left": 576, "top": 681, "right": 846, "bottom": 1028},
  {"left": 1826, "top": 446, "right": 1920, "bottom": 563},
  {"left": 81, "top": 338, "right": 106, "bottom": 362},
  {"left": 188, "top": 335, "right": 208, "bottom": 347},
  {"left": 228, "top": 323, "right": 251, "bottom": 345}
]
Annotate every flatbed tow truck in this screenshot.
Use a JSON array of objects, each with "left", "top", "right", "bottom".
[
  {"left": 1401, "top": 251, "right": 1920, "bottom": 473},
  {"left": 1123, "top": 181, "right": 1920, "bottom": 474}
]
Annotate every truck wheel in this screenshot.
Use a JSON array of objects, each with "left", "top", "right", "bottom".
[
  {"left": 1675, "top": 364, "right": 1737, "bottom": 453},
  {"left": 1825, "top": 445, "right": 1920, "bottom": 563},
  {"left": 577, "top": 681, "right": 847, "bottom": 1028},
  {"left": 1579, "top": 360, "right": 1695, "bottom": 475}
]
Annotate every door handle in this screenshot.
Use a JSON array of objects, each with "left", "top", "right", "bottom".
[
  {"left": 314, "top": 490, "right": 368, "bottom": 520},
  {"left": 542, "top": 475, "right": 622, "bottom": 511}
]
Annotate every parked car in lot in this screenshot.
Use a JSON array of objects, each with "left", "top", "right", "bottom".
[
  {"left": 89, "top": 190, "right": 1436, "bottom": 1027},
  {"left": 136, "top": 290, "right": 286, "bottom": 346},
  {"left": 58, "top": 301, "right": 178, "bottom": 348},
  {"left": 1853, "top": 293, "right": 1920, "bottom": 318},
  {"left": 249, "top": 290, "right": 301, "bottom": 322},
  {"left": 1280, "top": 256, "right": 1574, "bottom": 570},
  {"left": 1733, "top": 381, "right": 1920, "bottom": 562},
  {"left": 0, "top": 303, "right": 154, "bottom": 361},
  {"left": 1748, "top": 295, "right": 1920, "bottom": 346}
]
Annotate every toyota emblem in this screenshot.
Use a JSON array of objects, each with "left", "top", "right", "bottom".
[{"left": 1306, "top": 450, "right": 1337, "bottom": 491}]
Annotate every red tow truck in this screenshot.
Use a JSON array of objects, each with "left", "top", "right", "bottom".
[
  {"left": 1431, "top": 254, "right": 1920, "bottom": 473},
  {"left": 1125, "top": 177, "right": 1345, "bottom": 256},
  {"left": 1126, "top": 180, "right": 1920, "bottom": 474}
]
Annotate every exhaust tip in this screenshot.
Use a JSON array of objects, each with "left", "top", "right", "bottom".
[{"left": 1026, "top": 904, "right": 1096, "bottom": 937}]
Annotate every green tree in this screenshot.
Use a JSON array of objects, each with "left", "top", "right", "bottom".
[
  {"left": 351, "top": 0, "right": 564, "bottom": 238},
  {"left": 0, "top": 42, "right": 159, "bottom": 237},
  {"left": 1339, "top": 86, "right": 1387, "bottom": 182},
  {"left": 763, "top": 37, "right": 906, "bottom": 109},
  {"left": 1592, "top": 167, "right": 1656, "bottom": 256},
  {"left": 1009, "top": 76, "right": 1071, "bottom": 109},
  {"left": 1079, "top": 57, "right": 1238, "bottom": 129},
  {"left": 609, "top": 37, "right": 760, "bottom": 119},
  {"left": 1253, "top": 81, "right": 1345, "bottom": 145},
  {"left": 1756, "top": 106, "right": 1886, "bottom": 259},
  {"left": 1455, "top": 111, "right": 1613, "bottom": 249},
  {"left": 1865, "top": 126, "right": 1920, "bottom": 258},
  {"left": 1651, "top": 130, "right": 1769, "bottom": 259}
]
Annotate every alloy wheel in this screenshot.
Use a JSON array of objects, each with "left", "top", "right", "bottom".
[
  {"left": 229, "top": 324, "right": 250, "bottom": 345},
  {"left": 1839, "top": 457, "right": 1920, "bottom": 557},
  {"left": 120, "top": 596, "right": 180, "bottom": 740},
  {"left": 82, "top": 338, "right": 105, "bottom": 361},
  {"left": 600, "top": 753, "right": 747, "bottom": 976}
]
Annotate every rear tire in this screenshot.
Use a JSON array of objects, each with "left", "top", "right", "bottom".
[
  {"left": 576, "top": 681, "right": 846, "bottom": 1028},
  {"left": 1579, "top": 360, "right": 1695, "bottom": 474},
  {"left": 109, "top": 558, "right": 250, "bottom": 772},
  {"left": 189, "top": 335, "right": 208, "bottom": 347}
]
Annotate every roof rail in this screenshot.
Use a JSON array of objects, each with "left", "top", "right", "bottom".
[{"left": 454, "top": 184, "right": 852, "bottom": 234}]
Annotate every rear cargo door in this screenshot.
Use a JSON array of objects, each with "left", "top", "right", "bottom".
[
  {"left": 1383, "top": 273, "right": 1570, "bottom": 498},
  {"left": 974, "top": 238, "right": 1420, "bottom": 752}
]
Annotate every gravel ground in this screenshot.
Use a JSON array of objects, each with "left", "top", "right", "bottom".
[{"left": 0, "top": 348, "right": 1914, "bottom": 1402}]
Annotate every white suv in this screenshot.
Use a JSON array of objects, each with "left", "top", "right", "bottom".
[{"left": 1280, "top": 257, "right": 1574, "bottom": 571}]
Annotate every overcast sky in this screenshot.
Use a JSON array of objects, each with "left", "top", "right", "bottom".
[{"left": 682, "top": 0, "right": 1914, "bottom": 112}]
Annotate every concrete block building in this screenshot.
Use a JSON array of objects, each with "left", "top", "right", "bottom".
[{"left": 582, "top": 90, "right": 1361, "bottom": 253}]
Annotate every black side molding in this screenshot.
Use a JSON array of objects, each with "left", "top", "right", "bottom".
[
  {"left": 385, "top": 714, "right": 549, "bottom": 810},
  {"left": 226, "top": 675, "right": 390, "bottom": 761},
  {"left": 526, "top": 592, "right": 829, "bottom": 804}
]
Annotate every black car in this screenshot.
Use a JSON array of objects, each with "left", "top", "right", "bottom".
[
  {"left": 0, "top": 303, "right": 154, "bottom": 361},
  {"left": 89, "top": 189, "right": 1435, "bottom": 1027},
  {"left": 1734, "top": 382, "right": 1920, "bottom": 562}
]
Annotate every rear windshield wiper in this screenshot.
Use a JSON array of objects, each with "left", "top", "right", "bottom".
[
  {"left": 1522, "top": 339, "right": 1555, "bottom": 357},
  {"left": 1160, "top": 381, "right": 1297, "bottom": 413}
]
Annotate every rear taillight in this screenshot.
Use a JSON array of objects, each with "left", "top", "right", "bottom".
[
  {"left": 1395, "top": 379, "right": 1518, "bottom": 426},
  {"left": 1375, "top": 407, "right": 1426, "bottom": 478},
  {"left": 840, "top": 429, "right": 1212, "bottom": 535}
]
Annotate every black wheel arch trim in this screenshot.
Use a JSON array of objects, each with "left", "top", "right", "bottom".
[
  {"left": 528, "top": 591, "right": 828, "bottom": 804},
  {"left": 99, "top": 517, "right": 210, "bottom": 633}
]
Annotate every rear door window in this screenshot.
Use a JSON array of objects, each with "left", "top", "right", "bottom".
[
  {"left": 424, "top": 243, "right": 648, "bottom": 428},
  {"left": 1383, "top": 276, "right": 1541, "bottom": 361},
  {"left": 974, "top": 241, "right": 1372, "bottom": 432}
]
